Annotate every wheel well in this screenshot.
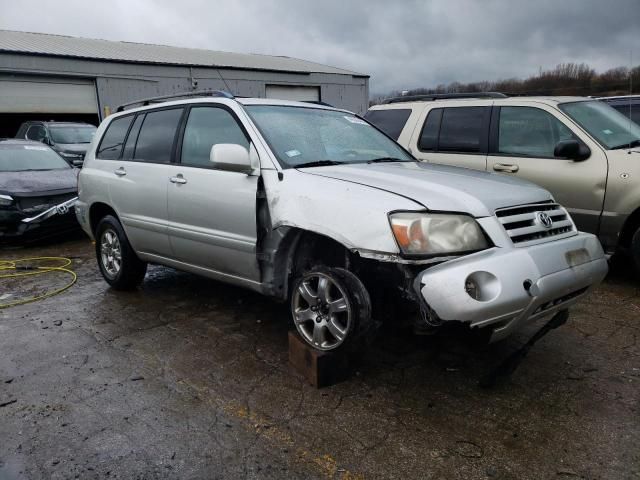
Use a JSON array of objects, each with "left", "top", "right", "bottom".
[
  {"left": 619, "top": 207, "right": 640, "bottom": 248},
  {"left": 267, "top": 228, "right": 352, "bottom": 301},
  {"left": 89, "top": 202, "right": 118, "bottom": 235},
  {"left": 291, "top": 230, "right": 351, "bottom": 273}
]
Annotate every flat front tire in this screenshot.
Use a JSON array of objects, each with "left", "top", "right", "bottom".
[
  {"left": 95, "top": 215, "right": 147, "bottom": 290},
  {"left": 290, "top": 267, "right": 373, "bottom": 352}
]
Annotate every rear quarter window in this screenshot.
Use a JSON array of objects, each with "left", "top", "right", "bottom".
[
  {"left": 364, "top": 109, "right": 412, "bottom": 140},
  {"left": 97, "top": 115, "right": 134, "bottom": 160}
]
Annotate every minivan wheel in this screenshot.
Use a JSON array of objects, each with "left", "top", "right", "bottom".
[
  {"left": 290, "top": 267, "right": 372, "bottom": 352},
  {"left": 95, "top": 215, "right": 147, "bottom": 290}
]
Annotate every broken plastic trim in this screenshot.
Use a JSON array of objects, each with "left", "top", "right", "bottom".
[{"left": 21, "top": 197, "right": 78, "bottom": 224}]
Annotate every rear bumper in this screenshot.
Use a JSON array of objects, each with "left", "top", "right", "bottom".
[{"left": 415, "top": 232, "right": 608, "bottom": 342}]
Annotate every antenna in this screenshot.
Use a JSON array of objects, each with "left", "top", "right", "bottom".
[
  {"left": 629, "top": 50, "right": 633, "bottom": 151},
  {"left": 217, "top": 68, "right": 233, "bottom": 94}
]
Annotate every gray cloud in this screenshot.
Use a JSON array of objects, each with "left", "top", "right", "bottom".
[{"left": 0, "top": 0, "right": 638, "bottom": 94}]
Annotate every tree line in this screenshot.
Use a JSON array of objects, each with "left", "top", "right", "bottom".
[{"left": 371, "top": 63, "right": 640, "bottom": 105}]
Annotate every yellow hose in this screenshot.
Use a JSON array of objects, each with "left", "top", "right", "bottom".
[{"left": 0, "top": 257, "right": 77, "bottom": 309}]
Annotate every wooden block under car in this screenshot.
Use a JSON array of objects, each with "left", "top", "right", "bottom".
[{"left": 288, "top": 331, "right": 350, "bottom": 388}]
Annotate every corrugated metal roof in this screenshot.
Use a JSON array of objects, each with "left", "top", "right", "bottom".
[{"left": 0, "top": 30, "right": 367, "bottom": 77}]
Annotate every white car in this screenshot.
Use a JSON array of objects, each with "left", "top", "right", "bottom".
[{"left": 76, "top": 91, "right": 607, "bottom": 352}]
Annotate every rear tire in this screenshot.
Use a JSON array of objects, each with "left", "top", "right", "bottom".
[
  {"left": 631, "top": 227, "right": 640, "bottom": 275},
  {"left": 95, "top": 215, "right": 147, "bottom": 290},
  {"left": 290, "top": 266, "right": 373, "bottom": 352}
]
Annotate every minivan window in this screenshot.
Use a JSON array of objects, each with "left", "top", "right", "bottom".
[
  {"left": 438, "top": 107, "right": 486, "bottom": 153},
  {"left": 96, "top": 115, "right": 134, "bottom": 160},
  {"left": 559, "top": 100, "right": 640, "bottom": 149},
  {"left": 245, "top": 105, "right": 413, "bottom": 168},
  {"left": 498, "top": 106, "right": 576, "bottom": 157},
  {"left": 133, "top": 108, "right": 183, "bottom": 163},
  {"left": 418, "top": 108, "right": 443, "bottom": 150},
  {"left": 364, "top": 109, "right": 412, "bottom": 140},
  {"left": 181, "top": 107, "right": 249, "bottom": 167}
]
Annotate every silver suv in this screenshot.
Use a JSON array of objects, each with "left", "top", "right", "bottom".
[
  {"left": 367, "top": 93, "right": 640, "bottom": 271},
  {"left": 76, "top": 91, "right": 608, "bottom": 352}
]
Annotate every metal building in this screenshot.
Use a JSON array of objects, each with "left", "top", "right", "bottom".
[{"left": 0, "top": 30, "right": 369, "bottom": 137}]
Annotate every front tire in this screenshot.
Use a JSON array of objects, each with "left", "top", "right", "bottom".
[
  {"left": 290, "top": 267, "right": 373, "bottom": 352},
  {"left": 95, "top": 215, "right": 147, "bottom": 290}
]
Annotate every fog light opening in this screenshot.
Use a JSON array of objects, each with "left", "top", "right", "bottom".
[
  {"left": 465, "top": 279, "right": 480, "bottom": 300},
  {"left": 464, "top": 271, "right": 501, "bottom": 302}
]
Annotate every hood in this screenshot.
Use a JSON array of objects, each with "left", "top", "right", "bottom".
[
  {"left": 0, "top": 168, "right": 78, "bottom": 196},
  {"left": 54, "top": 143, "right": 89, "bottom": 154},
  {"left": 300, "top": 162, "right": 553, "bottom": 217}
]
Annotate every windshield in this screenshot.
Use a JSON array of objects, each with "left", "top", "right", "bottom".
[
  {"left": 559, "top": 101, "right": 640, "bottom": 149},
  {"left": 0, "top": 144, "right": 71, "bottom": 172},
  {"left": 244, "top": 105, "right": 414, "bottom": 168},
  {"left": 49, "top": 125, "right": 97, "bottom": 144}
]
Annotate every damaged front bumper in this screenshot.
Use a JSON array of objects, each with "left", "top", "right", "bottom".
[
  {"left": 414, "top": 232, "right": 608, "bottom": 342},
  {"left": 0, "top": 196, "right": 79, "bottom": 241}
]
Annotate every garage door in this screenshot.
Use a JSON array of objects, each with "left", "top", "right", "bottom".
[
  {"left": 0, "top": 75, "right": 98, "bottom": 114},
  {"left": 265, "top": 85, "right": 320, "bottom": 102}
]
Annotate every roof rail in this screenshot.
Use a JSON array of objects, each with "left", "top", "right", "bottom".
[
  {"left": 382, "top": 92, "right": 507, "bottom": 104},
  {"left": 116, "top": 90, "right": 234, "bottom": 112}
]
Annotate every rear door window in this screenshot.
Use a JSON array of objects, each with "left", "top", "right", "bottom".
[
  {"left": 122, "top": 114, "right": 144, "bottom": 160},
  {"left": 437, "top": 107, "right": 488, "bottom": 153},
  {"left": 96, "top": 115, "right": 134, "bottom": 160},
  {"left": 364, "top": 109, "right": 412, "bottom": 140},
  {"left": 133, "top": 108, "right": 183, "bottom": 163},
  {"left": 418, "top": 109, "right": 443, "bottom": 151}
]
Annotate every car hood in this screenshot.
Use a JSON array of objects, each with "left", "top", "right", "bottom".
[
  {"left": 0, "top": 169, "right": 78, "bottom": 196},
  {"left": 300, "top": 162, "right": 553, "bottom": 217}
]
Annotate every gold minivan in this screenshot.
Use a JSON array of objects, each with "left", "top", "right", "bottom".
[{"left": 367, "top": 94, "right": 640, "bottom": 271}]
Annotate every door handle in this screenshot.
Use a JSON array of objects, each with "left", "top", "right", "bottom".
[
  {"left": 169, "top": 174, "right": 187, "bottom": 185},
  {"left": 493, "top": 163, "right": 519, "bottom": 173},
  {"left": 114, "top": 167, "right": 127, "bottom": 177}
]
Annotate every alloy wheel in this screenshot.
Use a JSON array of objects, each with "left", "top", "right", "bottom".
[
  {"left": 292, "top": 272, "right": 351, "bottom": 350},
  {"left": 100, "top": 228, "right": 122, "bottom": 279}
]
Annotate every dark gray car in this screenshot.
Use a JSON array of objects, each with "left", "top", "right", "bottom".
[
  {"left": 0, "top": 139, "right": 79, "bottom": 242},
  {"left": 15, "top": 121, "right": 97, "bottom": 166}
]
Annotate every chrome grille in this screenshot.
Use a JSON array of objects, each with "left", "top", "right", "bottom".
[{"left": 496, "top": 202, "right": 576, "bottom": 246}]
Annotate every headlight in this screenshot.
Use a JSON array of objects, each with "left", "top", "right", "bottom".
[
  {"left": 0, "top": 194, "right": 14, "bottom": 207},
  {"left": 389, "top": 212, "right": 488, "bottom": 255}
]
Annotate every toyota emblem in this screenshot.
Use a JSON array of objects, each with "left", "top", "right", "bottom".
[{"left": 536, "top": 211, "right": 553, "bottom": 229}]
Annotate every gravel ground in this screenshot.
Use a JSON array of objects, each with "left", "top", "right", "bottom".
[{"left": 0, "top": 238, "right": 638, "bottom": 479}]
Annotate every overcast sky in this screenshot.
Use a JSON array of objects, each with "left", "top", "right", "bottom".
[{"left": 0, "top": 0, "right": 638, "bottom": 94}]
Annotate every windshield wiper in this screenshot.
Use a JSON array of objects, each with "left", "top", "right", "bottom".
[
  {"left": 294, "top": 160, "right": 345, "bottom": 168},
  {"left": 610, "top": 139, "right": 640, "bottom": 150},
  {"left": 366, "top": 157, "right": 412, "bottom": 164}
]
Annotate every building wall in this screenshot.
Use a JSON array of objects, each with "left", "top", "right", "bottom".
[{"left": 0, "top": 53, "right": 369, "bottom": 118}]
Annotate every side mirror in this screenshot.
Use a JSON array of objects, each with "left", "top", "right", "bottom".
[
  {"left": 210, "top": 143, "right": 253, "bottom": 174},
  {"left": 554, "top": 139, "right": 590, "bottom": 161}
]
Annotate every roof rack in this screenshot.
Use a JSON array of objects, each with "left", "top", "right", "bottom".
[
  {"left": 116, "top": 90, "right": 234, "bottom": 112},
  {"left": 382, "top": 92, "right": 507, "bottom": 104}
]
